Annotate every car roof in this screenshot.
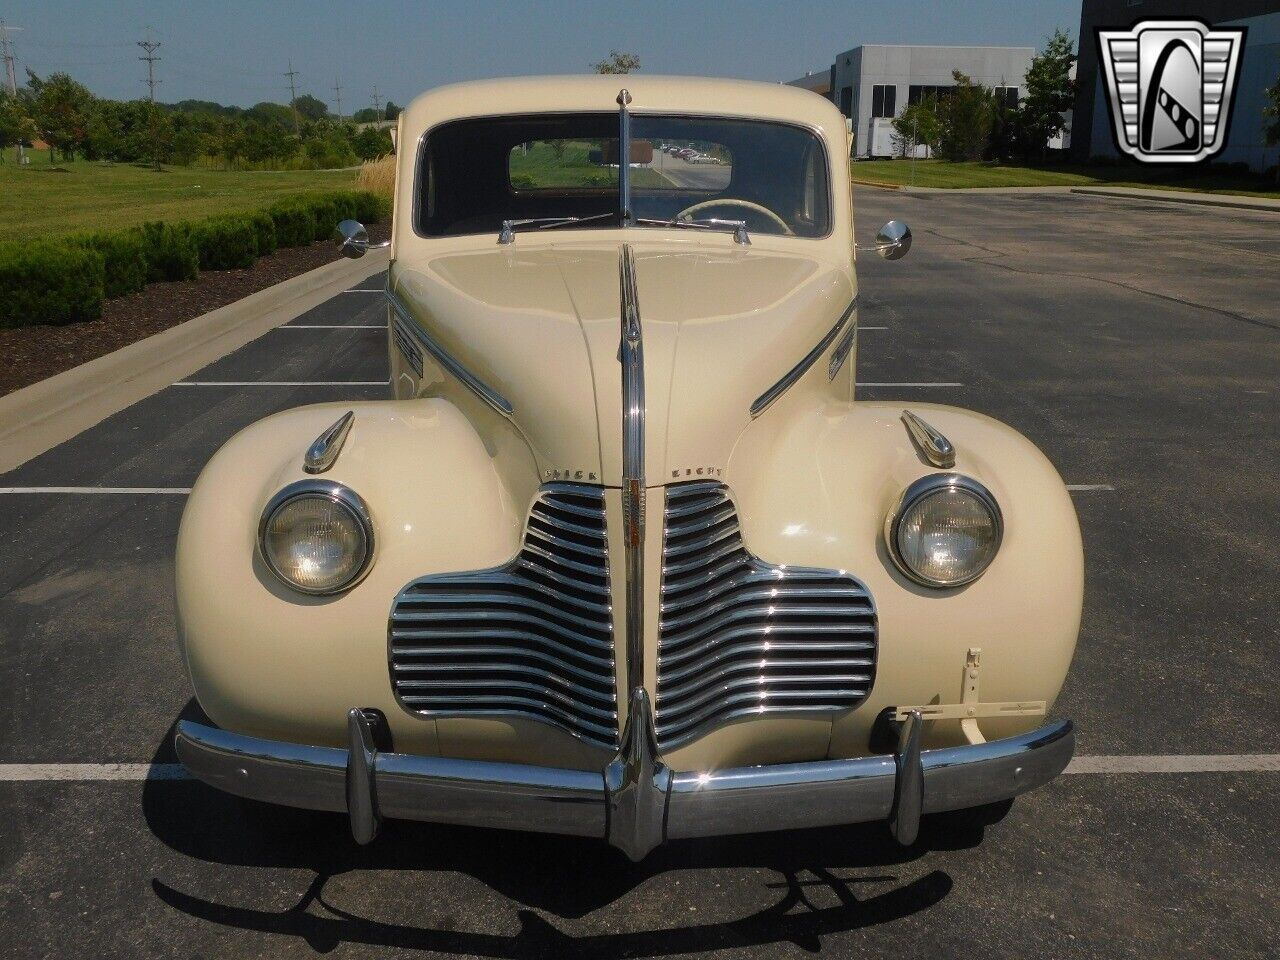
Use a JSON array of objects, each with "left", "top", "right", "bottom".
[{"left": 400, "top": 75, "right": 845, "bottom": 139}]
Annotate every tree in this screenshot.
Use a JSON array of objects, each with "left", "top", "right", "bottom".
[
  {"left": 27, "top": 70, "right": 96, "bottom": 161},
  {"left": 383, "top": 101, "right": 401, "bottom": 121},
  {"left": 293, "top": 93, "right": 328, "bottom": 121},
  {"left": 591, "top": 51, "right": 641, "bottom": 74},
  {"left": 1013, "top": 28, "right": 1076, "bottom": 163},
  {"left": 891, "top": 100, "right": 942, "bottom": 157},
  {"left": 933, "top": 71, "right": 995, "bottom": 161},
  {"left": 1264, "top": 70, "right": 1280, "bottom": 182},
  {"left": 0, "top": 91, "right": 38, "bottom": 158}
]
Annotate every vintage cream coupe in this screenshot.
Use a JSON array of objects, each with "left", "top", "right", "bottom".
[{"left": 175, "top": 76, "right": 1082, "bottom": 859}]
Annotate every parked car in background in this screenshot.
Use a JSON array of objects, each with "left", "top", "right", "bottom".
[{"left": 174, "top": 75, "right": 1081, "bottom": 861}]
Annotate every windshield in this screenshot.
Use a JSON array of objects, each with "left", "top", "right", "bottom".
[{"left": 416, "top": 113, "right": 830, "bottom": 239}]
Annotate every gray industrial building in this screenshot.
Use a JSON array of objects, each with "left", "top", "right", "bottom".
[
  {"left": 791, "top": 45, "right": 1034, "bottom": 158},
  {"left": 1072, "top": 0, "right": 1280, "bottom": 171}
]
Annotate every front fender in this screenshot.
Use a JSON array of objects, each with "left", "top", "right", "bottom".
[
  {"left": 176, "top": 399, "right": 539, "bottom": 756},
  {"left": 726, "top": 398, "right": 1083, "bottom": 755}
]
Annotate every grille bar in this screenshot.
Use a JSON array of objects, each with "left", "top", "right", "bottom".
[
  {"left": 389, "top": 484, "right": 617, "bottom": 748},
  {"left": 656, "top": 481, "right": 877, "bottom": 751}
]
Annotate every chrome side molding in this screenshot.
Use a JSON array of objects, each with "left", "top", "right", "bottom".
[
  {"left": 900, "top": 409, "right": 956, "bottom": 469},
  {"left": 750, "top": 297, "right": 858, "bottom": 418},
  {"left": 303, "top": 411, "right": 355, "bottom": 474},
  {"left": 386, "top": 290, "right": 514, "bottom": 418}
]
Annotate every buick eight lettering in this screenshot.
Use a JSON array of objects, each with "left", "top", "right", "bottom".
[{"left": 174, "top": 76, "right": 1082, "bottom": 859}]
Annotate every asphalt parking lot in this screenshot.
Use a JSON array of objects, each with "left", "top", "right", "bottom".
[{"left": 1, "top": 189, "right": 1277, "bottom": 959}]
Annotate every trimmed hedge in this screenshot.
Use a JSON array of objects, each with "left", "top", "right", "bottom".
[
  {"left": 139, "top": 222, "right": 200, "bottom": 283},
  {"left": 71, "top": 231, "right": 148, "bottom": 299},
  {"left": 1, "top": 190, "right": 387, "bottom": 330},
  {"left": 0, "top": 242, "right": 105, "bottom": 329},
  {"left": 189, "top": 215, "right": 258, "bottom": 271}
]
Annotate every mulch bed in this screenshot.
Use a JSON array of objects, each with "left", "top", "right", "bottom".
[{"left": 0, "top": 223, "right": 389, "bottom": 397}]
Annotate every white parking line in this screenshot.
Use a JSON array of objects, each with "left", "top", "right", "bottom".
[
  {"left": 342, "top": 288, "right": 386, "bottom": 294},
  {"left": 2, "top": 755, "right": 1277, "bottom": 781},
  {"left": 0, "top": 764, "right": 188, "bottom": 780},
  {"left": 172, "top": 380, "right": 391, "bottom": 387},
  {"left": 858, "top": 382, "right": 964, "bottom": 388},
  {"left": 1066, "top": 484, "right": 1115, "bottom": 492},
  {"left": 1065, "top": 755, "right": 1280, "bottom": 774},
  {"left": 859, "top": 326, "right": 889, "bottom": 331},
  {"left": 281, "top": 325, "right": 388, "bottom": 330},
  {"left": 0, "top": 487, "right": 191, "bottom": 494}
]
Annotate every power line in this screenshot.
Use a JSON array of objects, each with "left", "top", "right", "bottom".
[
  {"left": 137, "top": 27, "right": 162, "bottom": 170},
  {"left": 284, "top": 58, "right": 300, "bottom": 134},
  {"left": 371, "top": 83, "right": 382, "bottom": 122}
]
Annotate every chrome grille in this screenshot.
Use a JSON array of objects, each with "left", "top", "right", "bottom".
[
  {"left": 656, "top": 481, "right": 877, "bottom": 750},
  {"left": 389, "top": 484, "right": 617, "bottom": 748}
]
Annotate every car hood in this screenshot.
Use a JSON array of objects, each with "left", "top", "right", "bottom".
[{"left": 391, "top": 237, "right": 854, "bottom": 485}]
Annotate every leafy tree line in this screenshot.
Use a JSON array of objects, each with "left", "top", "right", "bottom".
[
  {"left": 892, "top": 29, "right": 1076, "bottom": 163},
  {"left": 0, "top": 70, "right": 400, "bottom": 169}
]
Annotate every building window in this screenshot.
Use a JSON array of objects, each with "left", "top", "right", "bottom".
[
  {"left": 839, "top": 87, "right": 853, "bottom": 117},
  {"left": 908, "top": 84, "right": 952, "bottom": 106},
  {"left": 871, "top": 84, "right": 897, "bottom": 118},
  {"left": 995, "top": 86, "right": 1020, "bottom": 111}
]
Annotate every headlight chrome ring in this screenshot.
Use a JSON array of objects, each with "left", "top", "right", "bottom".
[
  {"left": 257, "top": 479, "right": 375, "bottom": 595},
  {"left": 884, "top": 473, "right": 1003, "bottom": 588}
]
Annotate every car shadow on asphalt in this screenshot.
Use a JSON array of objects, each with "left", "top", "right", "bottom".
[{"left": 144, "top": 704, "right": 1010, "bottom": 957}]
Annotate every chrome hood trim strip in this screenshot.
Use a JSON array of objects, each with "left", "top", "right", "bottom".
[
  {"left": 750, "top": 296, "right": 858, "bottom": 418},
  {"left": 387, "top": 289, "right": 514, "bottom": 417},
  {"left": 617, "top": 243, "right": 646, "bottom": 691}
]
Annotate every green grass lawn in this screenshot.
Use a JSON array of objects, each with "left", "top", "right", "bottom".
[
  {"left": 851, "top": 159, "right": 1280, "bottom": 198},
  {"left": 2, "top": 160, "right": 360, "bottom": 241}
]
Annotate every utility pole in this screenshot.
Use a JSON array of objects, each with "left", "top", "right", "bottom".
[
  {"left": 1, "top": 20, "right": 25, "bottom": 163},
  {"left": 137, "top": 28, "right": 162, "bottom": 171},
  {"left": 284, "top": 59, "right": 300, "bottom": 135},
  {"left": 332, "top": 78, "right": 343, "bottom": 122},
  {"left": 371, "top": 84, "right": 382, "bottom": 123}
]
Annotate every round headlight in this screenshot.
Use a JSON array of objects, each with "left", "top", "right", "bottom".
[
  {"left": 258, "top": 481, "right": 374, "bottom": 595},
  {"left": 886, "top": 474, "right": 1002, "bottom": 587}
]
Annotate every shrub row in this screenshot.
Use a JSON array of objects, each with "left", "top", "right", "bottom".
[{"left": 0, "top": 190, "right": 390, "bottom": 330}]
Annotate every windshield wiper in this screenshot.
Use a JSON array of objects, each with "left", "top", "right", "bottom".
[
  {"left": 635, "top": 216, "right": 750, "bottom": 245},
  {"left": 497, "top": 212, "right": 616, "bottom": 244}
]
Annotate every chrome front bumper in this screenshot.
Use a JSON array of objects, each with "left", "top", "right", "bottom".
[{"left": 175, "top": 693, "right": 1074, "bottom": 860}]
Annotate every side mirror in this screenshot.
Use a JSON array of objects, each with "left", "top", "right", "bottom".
[
  {"left": 336, "top": 219, "right": 370, "bottom": 259},
  {"left": 856, "top": 220, "right": 912, "bottom": 261},
  {"left": 334, "top": 219, "right": 390, "bottom": 259}
]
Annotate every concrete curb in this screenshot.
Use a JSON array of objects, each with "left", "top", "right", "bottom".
[
  {"left": 0, "top": 250, "right": 390, "bottom": 474},
  {"left": 1069, "top": 186, "right": 1280, "bottom": 212}
]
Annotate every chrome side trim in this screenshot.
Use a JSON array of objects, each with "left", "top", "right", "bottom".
[
  {"left": 750, "top": 297, "right": 858, "bottom": 418},
  {"left": 176, "top": 716, "right": 1074, "bottom": 854},
  {"left": 828, "top": 324, "right": 856, "bottom": 380},
  {"left": 900, "top": 409, "right": 956, "bottom": 469},
  {"left": 386, "top": 290, "right": 514, "bottom": 418},
  {"left": 303, "top": 411, "right": 355, "bottom": 474}
]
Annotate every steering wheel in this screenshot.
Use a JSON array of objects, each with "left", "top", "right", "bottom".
[{"left": 674, "top": 198, "right": 793, "bottom": 235}]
